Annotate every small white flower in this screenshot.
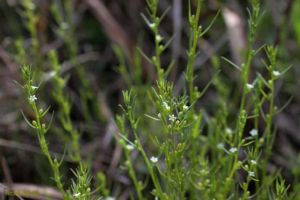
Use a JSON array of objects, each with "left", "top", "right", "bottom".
[
  {"left": 169, "top": 114, "right": 176, "bottom": 122},
  {"left": 150, "top": 156, "right": 158, "bottom": 163},
  {"left": 61, "top": 22, "right": 69, "bottom": 30},
  {"left": 158, "top": 113, "right": 161, "bottom": 118},
  {"left": 248, "top": 171, "right": 255, "bottom": 177},
  {"left": 31, "top": 85, "right": 38, "bottom": 90},
  {"left": 273, "top": 70, "right": 281, "bottom": 77},
  {"left": 163, "top": 102, "right": 170, "bottom": 111},
  {"left": 48, "top": 71, "right": 56, "bottom": 78},
  {"left": 155, "top": 35, "right": 163, "bottom": 42},
  {"left": 225, "top": 128, "right": 233, "bottom": 135},
  {"left": 249, "top": 129, "right": 258, "bottom": 137},
  {"left": 149, "top": 23, "right": 156, "bottom": 29},
  {"left": 246, "top": 83, "right": 254, "bottom": 90},
  {"left": 28, "top": 95, "right": 37, "bottom": 103},
  {"left": 217, "top": 143, "right": 224, "bottom": 149},
  {"left": 183, "top": 105, "right": 189, "bottom": 111},
  {"left": 126, "top": 144, "right": 134, "bottom": 151},
  {"left": 27, "top": 2, "right": 36, "bottom": 10},
  {"left": 73, "top": 192, "right": 81, "bottom": 197},
  {"left": 250, "top": 160, "right": 257, "bottom": 165},
  {"left": 105, "top": 197, "right": 116, "bottom": 200},
  {"left": 229, "top": 147, "right": 238, "bottom": 153}
]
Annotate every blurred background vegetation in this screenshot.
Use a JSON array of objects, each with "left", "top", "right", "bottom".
[{"left": 1, "top": 0, "right": 300, "bottom": 199}]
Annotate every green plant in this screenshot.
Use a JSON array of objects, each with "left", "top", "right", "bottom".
[
  {"left": 20, "top": 65, "right": 70, "bottom": 199},
  {"left": 48, "top": 49, "right": 81, "bottom": 162},
  {"left": 15, "top": 0, "right": 296, "bottom": 199},
  {"left": 115, "top": 0, "right": 292, "bottom": 199},
  {"left": 19, "top": 65, "right": 98, "bottom": 200}
]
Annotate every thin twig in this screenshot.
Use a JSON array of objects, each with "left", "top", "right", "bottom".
[
  {"left": 222, "top": 3, "right": 246, "bottom": 65},
  {"left": 170, "top": 0, "right": 182, "bottom": 81},
  {"left": 0, "top": 183, "right": 63, "bottom": 200},
  {"left": 84, "top": 0, "right": 134, "bottom": 60}
]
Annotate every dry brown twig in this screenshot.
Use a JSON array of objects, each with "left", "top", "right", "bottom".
[
  {"left": 170, "top": 0, "right": 182, "bottom": 81},
  {"left": 0, "top": 183, "right": 62, "bottom": 200},
  {"left": 84, "top": 0, "right": 134, "bottom": 60},
  {"left": 222, "top": 1, "right": 246, "bottom": 65}
]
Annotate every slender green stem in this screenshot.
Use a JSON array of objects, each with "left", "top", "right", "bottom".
[{"left": 186, "top": 0, "right": 202, "bottom": 105}]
